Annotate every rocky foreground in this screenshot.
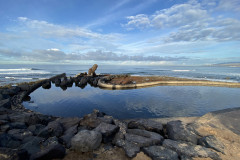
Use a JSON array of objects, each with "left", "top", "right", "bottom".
[{"left": 0, "top": 73, "right": 240, "bottom": 160}]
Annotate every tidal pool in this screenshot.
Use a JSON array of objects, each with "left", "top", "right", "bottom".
[{"left": 23, "top": 84, "right": 240, "bottom": 119}]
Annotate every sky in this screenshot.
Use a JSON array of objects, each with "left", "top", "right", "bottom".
[{"left": 0, "top": 0, "right": 239, "bottom": 66}]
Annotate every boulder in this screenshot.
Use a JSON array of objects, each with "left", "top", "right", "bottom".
[
  {"left": 42, "top": 81, "right": 51, "bottom": 89},
  {"left": 18, "top": 83, "right": 31, "bottom": 91},
  {"left": 0, "top": 133, "right": 21, "bottom": 149},
  {"left": 0, "top": 94, "right": 10, "bottom": 100},
  {"left": 94, "top": 122, "right": 119, "bottom": 143},
  {"left": 0, "top": 124, "right": 10, "bottom": 132},
  {"left": 125, "top": 129, "right": 164, "bottom": 147},
  {"left": 8, "top": 112, "right": 42, "bottom": 126},
  {"left": 56, "top": 117, "right": 80, "bottom": 131},
  {"left": 79, "top": 111, "right": 104, "bottom": 129},
  {"left": 31, "top": 143, "right": 65, "bottom": 160},
  {"left": 28, "top": 124, "right": 46, "bottom": 136},
  {"left": 128, "top": 119, "right": 163, "bottom": 134},
  {"left": 8, "top": 129, "right": 33, "bottom": 140},
  {"left": 0, "top": 148, "right": 29, "bottom": 160},
  {"left": 20, "top": 136, "right": 44, "bottom": 155},
  {"left": 198, "top": 135, "right": 225, "bottom": 154},
  {"left": 39, "top": 121, "right": 63, "bottom": 138},
  {"left": 60, "top": 125, "right": 78, "bottom": 148},
  {"left": 42, "top": 136, "right": 59, "bottom": 147},
  {"left": 143, "top": 145, "right": 179, "bottom": 160},
  {"left": 2, "top": 86, "right": 20, "bottom": 95},
  {"left": 88, "top": 64, "right": 98, "bottom": 76},
  {"left": 9, "top": 122, "right": 27, "bottom": 129},
  {"left": 166, "top": 120, "right": 198, "bottom": 144},
  {"left": 54, "top": 78, "right": 61, "bottom": 86},
  {"left": 163, "top": 139, "right": 220, "bottom": 160},
  {"left": 71, "top": 130, "right": 102, "bottom": 152},
  {"left": 0, "top": 98, "right": 11, "bottom": 109},
  {"left": 79, "top": 77, "right": 88, "bottom": 86},
  {"left": 115, "top": 139, "right": 140, "bottom": 158}
]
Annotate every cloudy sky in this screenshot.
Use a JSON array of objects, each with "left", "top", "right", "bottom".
[{"left": 0, "top": 0, "right": 239, "bottom": 65}]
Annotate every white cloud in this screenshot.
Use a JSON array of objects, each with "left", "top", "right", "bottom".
[
  {"left": 123, "top": 0, "right": 240, "bottom": 42},
  {"left": 124, "top": 14, "right": 151, "bottom": 30},
  {"left": 47, "top": 48, "right": 60, "bottom": 51},
  {"left": 16, "top": 17, "right": 122, "bottom": 41}
]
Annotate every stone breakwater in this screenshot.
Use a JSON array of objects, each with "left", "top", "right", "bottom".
[{"left": 0, "top": 73, "right": 240, "bottom": 160}]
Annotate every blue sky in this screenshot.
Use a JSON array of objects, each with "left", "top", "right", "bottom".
[{"left": 0, "top": 0, "right": 239, "bottom": 65}]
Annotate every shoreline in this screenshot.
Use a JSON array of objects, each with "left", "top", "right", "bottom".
[
  {"left": 1, "top": 73, "right": 240, "bottom": 159},
  {"left": 98, "top": 75, "right": 240, "bottom": 89}
]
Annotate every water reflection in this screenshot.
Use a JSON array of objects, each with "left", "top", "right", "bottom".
[{"left": 23, "top": 83, "right": 240, "bottom": 119}]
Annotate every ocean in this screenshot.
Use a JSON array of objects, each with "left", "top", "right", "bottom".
[
  {"left": 0, "top": 64, "right": 240, "bottom": 86},
  {"left": 1, "top": 64, "right": 240, "bottom": 119}
]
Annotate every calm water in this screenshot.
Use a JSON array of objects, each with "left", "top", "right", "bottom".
[{"left": 23, "top": 84, "right": 240, "bottom": 119}]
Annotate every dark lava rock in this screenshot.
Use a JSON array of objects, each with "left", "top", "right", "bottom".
[
  {"left": 0, "top": 124, "right": 10, "bottom": 132},
  {"left": 125, "top": 129, "right": 164, "bottom": 147},
  {"left": 54, "top": 78, "right": 61, "bottom": 86},
  {"left": 0, "top": 98, "right": 11, "bottom": 109},
  {"left": 163, "top": 139, "right": 220, "bottom": 160},
  {"left": 20, "top": 136, "right": 44, "bottom": 155},
  {"left": 2, "top": 86, "right": 20, "bottom": 95},
  {"left": 0, "top": 94, "right": 10, "bottom": 100},
  {"left": 79, "top": 110, "right": 106, "bottom": 129},
  {"left": 143, "top": 145, "right": 179, "bottom": 160},
  {"left": 56, "top": 117, "right": 80, "bottom": 131},
  {"left": 94, "top": 122, "right": 119, "bottom": 143},
  {"left": 39, "top": 121, "right": 63, "bottom": 138},
  {"left": 128, "top": 119, "right": 163, "bottom": 134},
  {"left": 60, "top": 125, "right": 78, "bottom": 148},
  {"left": 42, "top": 136, "right": 59, "bottom": 147},
  {"left": 0, "top": 133, "right": 21, "bottom": 149},
  {"left": 0, "top": 114, "right": 9, "bottom": 121},
  {"left": 166, "top": 120, "right": 198, "bottom": 144},
  {"left": 198, "top": 135, "right": 225, "bottom": 154},
  {"left": 8, "top": 129, "right": 33, "bottom": 140},
  {"left": 0, "top": 119, "right": 8, "bottom": 125},
  {"left": 28, "top": 124, "right": 46, "bottom": 136},
  {"left": 98, "top": 115, "right": 114, "bottom": 124},
  {"left": 79, "top": 77, "right": 88, "bottom": 86},
  {"left": 31, "top": 143, "right": 65, "bottom": 160},
  {"left": 18, "top": 83, "right": 31, "bottom": 91},
  {"left": 115, "top": 139, "right": 140, "bottom": 158},
  {"left": 8, "top": 112, "right": 42, "bottom": 126},
  {"left": 71, "top": 130, "right": 102, "bottom": 152},
  {"left": 9, "top": 122, "right": 27, "bottom": 129},
  {"left": 0, "top": 148, "right": 29, "bottom": 160},
  {"left": 42, "top": 81, "right": 51, "bottom": 89}
]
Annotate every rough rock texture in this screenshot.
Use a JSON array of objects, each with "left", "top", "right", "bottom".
[
  {"left": 88, "top": 64, "right": 98, "bottom": 76},
  {"left": 39, "top": 121, "right": 63, "bottom": 138},
  {"left": 128, "top": 119, "right": 163, "bottom": 134},
  {"left": 125, "top": 129, "right": 164, "bottom": 147},
  {"left": 0, "top": 133, "right": 21, "bottom": 149},
  {"left": 94, "top": 122, "right": 119, "bottom": 143},
  {"left": 166, "top": 120, "right": 198, "bottom": 144},
  {"left": 71, "top": 130, "right": 102, "bottom": 152},
  {"left": 31, "top": 144, "right": 66, "bottom": 160},
  {"left": 191, "top": 107, "right": 240, "bottom": 160},
  {"left": 60, "top": 125, "right": 78, "bottom": 148},
  {"left": 163, "top": 139, "right": 220, "bottom": 160},
  {"left": 0, "top": 148, "right": 29, "bottom": 160},
  {"left": 116, "top": 139, "right": 140, "bottom": 158},
  {"left": 143, "top": 145, "right": 179, "bottom": 160},
  {"left": 198, "top": 135, "right": 225, "bottom": 154}
]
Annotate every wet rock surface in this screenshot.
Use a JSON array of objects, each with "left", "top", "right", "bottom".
[{"left": 0, "top": 71, "right": 239, "bottom": 159}]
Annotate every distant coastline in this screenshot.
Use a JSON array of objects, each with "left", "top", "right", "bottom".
[{"left": 211, "top": 62, "right": 240, "bottom": 67}]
